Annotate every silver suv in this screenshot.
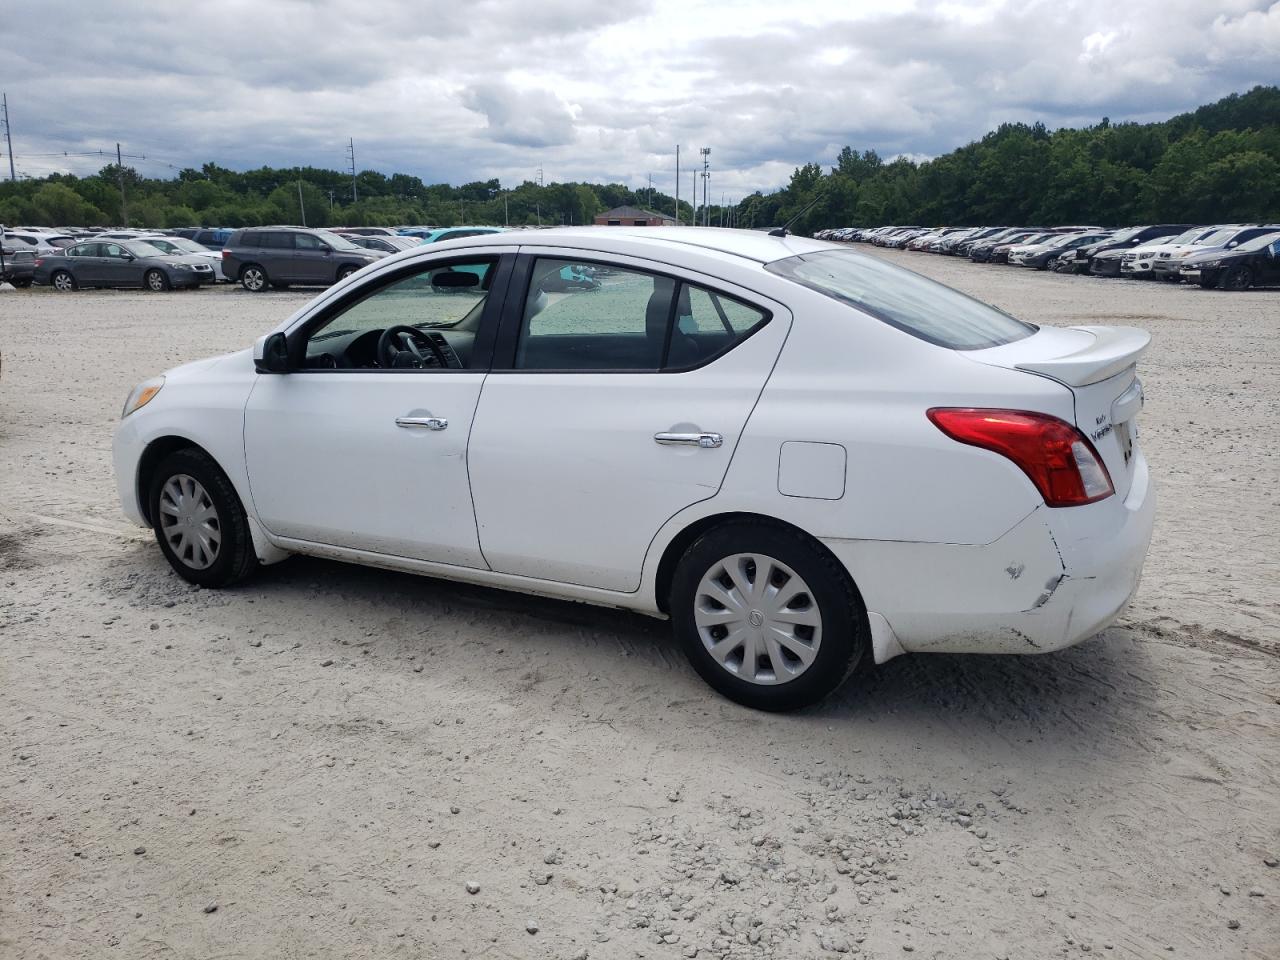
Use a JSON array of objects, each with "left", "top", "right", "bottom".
[{"left": 222, "top": 227, "right": 387, "bottom": 291}]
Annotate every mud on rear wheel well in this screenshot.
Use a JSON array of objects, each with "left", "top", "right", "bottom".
[{"left": 136, "top": 436, "right": 210, "bottom": 525}]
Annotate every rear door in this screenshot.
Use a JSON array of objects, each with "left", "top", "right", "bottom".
[{"left": 466, "top": 250, "right": 790, "bottom": 592}]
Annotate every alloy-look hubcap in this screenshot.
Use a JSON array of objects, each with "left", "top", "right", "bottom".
[
  {"left": 158, "top": 474, "right": 221, "bottom": 570},
  {"left": 693, "top": 553, "right": 822, "bottom": 686}
]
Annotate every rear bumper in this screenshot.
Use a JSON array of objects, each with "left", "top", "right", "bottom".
[{"left": 824, "top": 452, "right": 1155, "bottom": 661}]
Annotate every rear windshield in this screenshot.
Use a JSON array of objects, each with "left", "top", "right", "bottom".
[{"left": 766, "top": 250, "right": 1037, "bottom": 350}]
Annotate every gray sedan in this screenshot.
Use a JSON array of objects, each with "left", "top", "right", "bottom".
[{"left": 33, "top": 239, "right": 216, "bottom": 291}]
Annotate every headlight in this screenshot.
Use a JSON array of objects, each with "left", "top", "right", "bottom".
[
  {"left": 122, "top": 376, "right": 164, "bottom": 418},
  {"left": 173, "top": 263, "right": 194, "bottom": 270},
  {"left": 1197, "top": 260, "right": 1221, "bottom": 269}
]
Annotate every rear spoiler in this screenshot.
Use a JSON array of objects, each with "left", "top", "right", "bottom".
[{"left": 1013, "top": 325, "right": 1150, "bottom": 387}]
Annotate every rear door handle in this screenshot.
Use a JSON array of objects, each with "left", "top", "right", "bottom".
[
  {"left": 654, "top": 432, "right": 723, "bottom": 449},
  {"left": 396, "top": 416, "right": 448, "bottom": 431}
]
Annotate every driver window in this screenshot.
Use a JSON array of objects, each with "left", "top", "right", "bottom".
[
  {"left": 303, "top": 259, "right": 497, "bottom": 371},
  {"left": 104, "top": 243, "right": 125, "bottom": 258}
]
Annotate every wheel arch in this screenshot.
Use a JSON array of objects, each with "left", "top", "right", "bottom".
[
  {"left": 135, "top": 435, "right": 214, "bottom": 526},
  {"left": 652, "top": 510, "right": 863, "bottom": 616},
  {"left": 135, "top": 434, "right": 288, "bottom": 565}
]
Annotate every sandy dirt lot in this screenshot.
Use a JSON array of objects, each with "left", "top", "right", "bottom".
[{"left": 2, "top": 249, "right": 1278, "bottom": 960}]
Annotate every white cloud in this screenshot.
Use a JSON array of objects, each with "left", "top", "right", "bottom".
[{"left": 1, "top": 0, "right": 1276, "bottom": 197}]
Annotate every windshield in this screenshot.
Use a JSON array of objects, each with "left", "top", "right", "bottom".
[
  {"left": 1195, "top": 228, "right": 1236, "bottom": 247},
  {"left": 1164, "top": 227, "right": 1206, "bottom": 245},
  {"left": 164, "top": 237, "right": 207, "bottom": 254},
  {"left": 315, "top": 230, "right": 363, "bottom": 251},
  {"left": 123, "top": 241, "right": 170, "bottom": 258},
  {"left": 767, "top": 250, "right": 1036, "bottom": 350},
  {"left": 1104, "top": 227, "right": 1144, "bottom": 243},
  {"left": 1233, "top": 231, "right": 1280, "bottom": 253}
]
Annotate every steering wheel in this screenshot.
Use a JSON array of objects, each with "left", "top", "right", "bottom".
[{"left": 376, "top": 325, "right": 458, "bottom": 369}]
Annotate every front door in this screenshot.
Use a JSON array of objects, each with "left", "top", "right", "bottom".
[
  {"left": 100, "top": 242, "right": 139, "bottom": 286},
  {"left": 292, "top": 232, "right": 333, "bottom": 284},
  {"left": 467, "top": 252, "right": 790, "bottom": 592},
  {"left": 243, "top": 253, "right": 508, "bottom": 567}
]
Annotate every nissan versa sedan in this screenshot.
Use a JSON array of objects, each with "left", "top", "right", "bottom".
[
  {"left": 114, "top": 228, "right": 1155, "bottom": 711},
  {"left": 35, "top": 239, "right": 215, "bottom": 290}
]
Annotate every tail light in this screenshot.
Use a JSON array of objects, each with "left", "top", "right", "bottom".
[
  {"left": 33, "top": 258, "right": 43, "bottom": 267},
  {"left": 927, "top": 408, "right": 1113, "bottom": 507},
  {"left": 221, "top": 249, "right": 231, "bottom": 259}
]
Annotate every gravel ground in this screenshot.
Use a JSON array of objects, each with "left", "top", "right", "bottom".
[{"left": 2, "top": 251, "right": 1278, "bottom": 960}]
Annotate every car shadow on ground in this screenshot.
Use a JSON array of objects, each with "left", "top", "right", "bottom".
[{"left": 231, "top": 553, "right": 1154, "bottom": 743}]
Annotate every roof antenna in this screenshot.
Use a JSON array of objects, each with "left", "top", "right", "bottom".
[{"left": 768, "top": 188, "right": 829, "bottom": 237}]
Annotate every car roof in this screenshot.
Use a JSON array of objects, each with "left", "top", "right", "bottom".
[{"left": 450, "top": 226, "right": 832, "bottom": 265}]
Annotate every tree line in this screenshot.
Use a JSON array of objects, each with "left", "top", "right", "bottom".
[{"left": 1, "top": 85, "right": 1276, "bottom": 234}]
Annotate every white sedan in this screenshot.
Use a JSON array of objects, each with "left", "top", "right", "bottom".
[{"left": 114, "top": 228, "right": 1155, "bottom": 710}]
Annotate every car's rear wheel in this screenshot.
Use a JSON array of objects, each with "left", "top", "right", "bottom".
[
  {"left": 145, "top": 269, "right": 169, "bottom": 292},
  {"left": 240, "top": 264, "right": 268, "bottom": 292},
  {"left": 51, "top": 270, "right": 76, "bottom": 292},
  {"left": 670, "top": 520, "right": 867, "bottom": 711},
  {"left": 1219, "top": 266, "right": 1252, "bottom": 291},
  {"left": 148, "top": 448, "right": 259, "bottom": 588}
]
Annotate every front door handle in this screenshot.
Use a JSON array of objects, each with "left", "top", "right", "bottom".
[
  {"left": 654, "top": 432, "right": 723, "bottom": 449},
  {"left": 396, "top": 416, "right": 448, "bottom": 431}
]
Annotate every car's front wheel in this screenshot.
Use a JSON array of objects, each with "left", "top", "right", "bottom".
[
  {"left": 670, "top": 520, "right": 867, "bottom": 711},
  {"left": 240, "top": 264, "right": 268, "bottom": 292},
  {"left": 1219, "top": 266, "right": 1253, "bottom": 291},
  {"left": 145, "top": 269, "right": 170, "bottom": 292},
  {"left": 336, "top": 265, "right": 358, "bottom": 282},
  {"left": 148, "top": 448, "right": 259, "bottom": 588}
]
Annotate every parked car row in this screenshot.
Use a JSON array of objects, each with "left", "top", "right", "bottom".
[
  {"left": 817, "top": 223, "right": 1280, "bottom": 290},
  {"left": 3, "top": 223, "right": 514, "bottom": 292}
]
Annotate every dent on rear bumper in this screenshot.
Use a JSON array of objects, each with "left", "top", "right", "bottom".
[{"left": 824, "top": 454, "right": 1155, "bottom": 661}]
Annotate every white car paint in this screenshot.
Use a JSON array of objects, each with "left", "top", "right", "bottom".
[{"left": 114, "top": 227, "right": 1155, "bottom": 675}]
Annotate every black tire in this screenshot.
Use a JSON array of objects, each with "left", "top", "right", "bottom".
[
  {"left": 1219, "top": 266, "right": 1252, "bottom": 291},
  {"left": 11, "top": 278, "right": 31, "bottom": 288},
  {"left": 669, "top": 520, "right": 868, "bottom": 711},
  {"left": 148, "top": 448, "right": 259, "bottom": 588},
  {"left": 145, "top": 269, "right": 170, "bottom": 292},
  {"left": 240, "top": 264, "right": 268, "bottom": 292},
  {"left": 51, "top": 269, "right": 77, "bottom": 292},
  {"left": 336, "top": 265, "right": 358, "bottom": 282}
]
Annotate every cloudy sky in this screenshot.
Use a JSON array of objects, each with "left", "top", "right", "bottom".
[{"left": 3, "top": 0, "right": 1277, "bottom": 199}]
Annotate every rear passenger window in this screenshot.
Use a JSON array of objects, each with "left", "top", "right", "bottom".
[
  {"left": 264, "top": 232, "right": 294, "bottom": 249},
  {"left": 512, "top": 258, "right": 769, "bottom": 371}
]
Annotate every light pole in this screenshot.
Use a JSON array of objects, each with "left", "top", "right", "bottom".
[{"left": 699, "top": 148, "right": 710, "bottom": 226}]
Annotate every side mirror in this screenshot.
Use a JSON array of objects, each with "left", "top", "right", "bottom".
[
  {"left": 122, "top": 253, "right": 135, "bottom": 261},
  {"left": 1226, "top": 241, "right": 1238, "bottom": 249},
  {"left": 254, "top": 331, "right": 291, "bottom": 374}
]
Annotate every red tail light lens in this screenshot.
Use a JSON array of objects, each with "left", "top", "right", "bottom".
[
  {"left": 221, "top": 249, "right": 231, "bottom": 259},
  {"left": 927, "top": 408, "right": 1114, "bottom": 507},
  {"left": 33, "top": 258, "right": 43, "bottom": 267}
]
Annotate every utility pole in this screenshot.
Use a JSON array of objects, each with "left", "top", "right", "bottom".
[
  {"left": 347, "top": 138, "right": 358, "bottom": 204},
  {"left": 297, "top": 171, "right": 307, "bottom": 227},
  {"left": 503, "top": 192, "right": 509, "bottom": 226},
  {"left": 116, "top": 142, "right": 128, "bottom": 226},
  {"left": 537, "top": 166, "right": 544, "bottom": 188},
  {"left": 675, "top": 145, "right": 680, "bottom": 225},
  {"left": 327, "top": 190, "right": 335, "bottom": 213},
  {"left": 2, "top": 94, "right": 15, "bottom": 182},
  {"left": 699, "top": 147, "right": 710, "bottom": 226}
]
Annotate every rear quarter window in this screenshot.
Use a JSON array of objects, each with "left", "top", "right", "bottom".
[{"left": 766, "top": 250, "right": 1036, "bottom": 350}]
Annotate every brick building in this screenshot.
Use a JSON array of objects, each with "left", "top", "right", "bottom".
[{"left": 593, "top": 205, "right": 677, "bottom": 227}]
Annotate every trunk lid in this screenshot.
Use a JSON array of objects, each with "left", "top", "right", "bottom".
[{"left": 965, "top": 325, "right": 1150, "bottom": 499}]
